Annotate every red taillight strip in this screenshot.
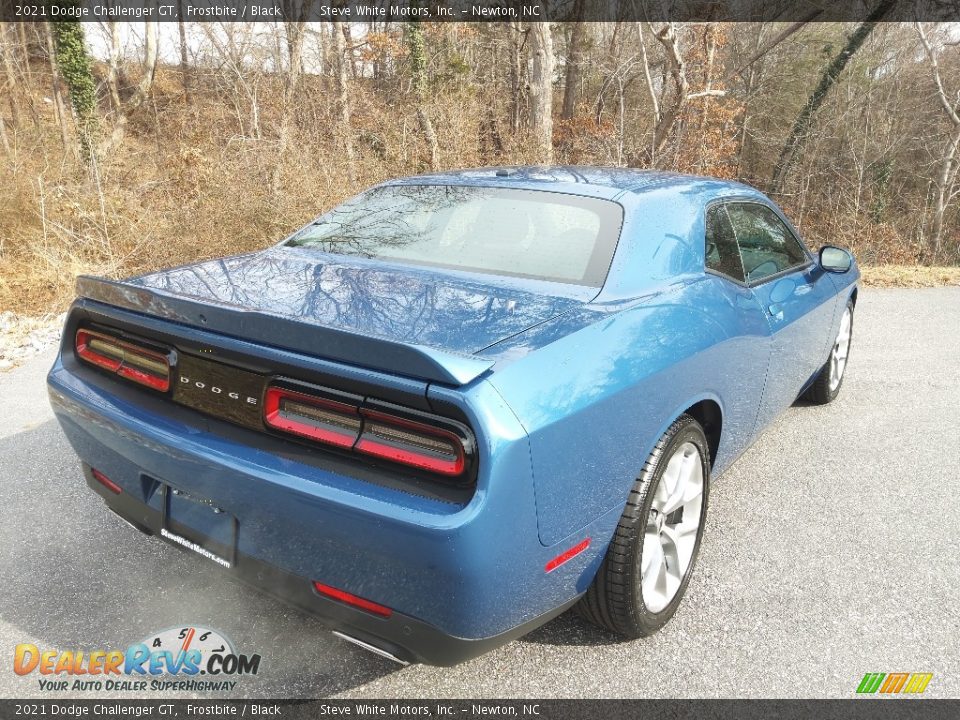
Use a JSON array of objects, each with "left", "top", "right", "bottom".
[
  {"left": 91, "top": 468, "right": 122, "bottom": 494},
  {"left": 312, "top": 581, "right": 392, "bottom": 618},
  {"left": 263, "top": 382, "right": 473, "bottom": 479},
  {"left": 545, "top": 538, "right": 591, "bottom": 573},
  {"left": 75, "top": 329, "right": 171, "bottom": 392},
  {"left": 263, "top": 386, "right": 360, "bottom": 448},
  {"left": 355, "top": 410, "right": 466, "bottom": 477},
  {"left": 116, "top": 364, "right": 169, "bottom": 391},
  {"left": 75, "top": 330, "right": 122, "bottom": 372}
]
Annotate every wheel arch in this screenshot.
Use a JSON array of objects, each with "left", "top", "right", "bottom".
[
  {"left": 684, "top": 398, "right": 723, "bottom": 469},
  {"left": 639, "top": 395, "right": 725, "bottom": 476}
]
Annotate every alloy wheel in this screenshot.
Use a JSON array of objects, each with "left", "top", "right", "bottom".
[
  {"left": 640, "top": 441, "right": 705, "bottom": 613},
  {"left": 829, "top": 307, "right": 852, "bottom": 391}
]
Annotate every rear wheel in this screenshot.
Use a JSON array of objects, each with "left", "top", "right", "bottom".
[
  {"left": 802, "top": 300, "right": 854, "bottom": 405},
  {"left": 578, "top": 415, "right": 710, "bottom": 638}
]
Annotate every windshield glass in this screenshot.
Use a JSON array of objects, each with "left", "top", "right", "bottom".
[{"left": 287, "top": 185, "right": 624, "bottom": 287}]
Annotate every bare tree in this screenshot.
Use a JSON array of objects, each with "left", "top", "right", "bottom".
[
  {"left": 330, "top": 20, "right": 356, "bottom": 180},
  {"left": 407, "top": 20, "right": 439, "bottom": 170},
  {"left": 103, "top": 20, "right": 159, "bottom": 152},
  {"left": 561, "top": 7, "right": 589, "bottom": 120},
  {"left": 771, "top": 0, "right": 897, "bottom": 193},
  {"left": 135, "top": 20, "right": 159, "bottom": 110},
  {"left": 104, "top": 22, "right": 123, "bottom": 111},
  {"left": 509, "top": 21, "right": 526, "bottom": 133},
  {"left": 177, "top": 2, "right": 191, "bottom": 104},
  {"left": 272, "top": 7, "right": 312, "bottom": 191},
  {"left": 529, "top": 21, "right": 554, "bottom": 164},
  {"left": 199, "top": 23, "right": 264, "bottom": 139},
  {"left": 645, "top": 22, "right": 724, "bottom": 166},
  {"left": 1, "top": 22, "right": 21, "bottom": 130},
  {"left": 916, "top": 22, "right": 960, "bottom": 258}
]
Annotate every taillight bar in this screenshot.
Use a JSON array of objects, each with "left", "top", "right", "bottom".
[
  {"left": 356, "top": 409, "right": 466, "bottom": 476},
  {"left": 75, "top": 328, "right": 171, "bottom": 392},
  {"left": 264, "top": 386, "right": 360, "bottom": 448},
  {"left": 264, "top": 382, "right": 474, "bottom": 479}
]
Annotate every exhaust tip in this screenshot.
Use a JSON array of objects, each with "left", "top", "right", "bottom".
[{"left": 332, "top": 631, "right": 410, "bottom": 666}]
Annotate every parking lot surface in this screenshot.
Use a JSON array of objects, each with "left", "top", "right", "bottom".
[{"left": 1, "top": 287, "right": 958, "bottom": 698}]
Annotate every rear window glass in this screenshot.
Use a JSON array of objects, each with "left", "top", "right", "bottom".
[{"left": 287, "top": 185, "right": 624, "bottom": 287}]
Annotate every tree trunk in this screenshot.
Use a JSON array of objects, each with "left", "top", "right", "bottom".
[
  {"left": 330, "top": 20, "right": 356, "bottom": 181},
  {"left": 43, "top": 22, "right": 72, "bottom": 154},
  {"left": 771, "top": 0, "right": 897, "bottom": 193},
  {"left": 0, "top": 112, "right": 10, "bottom": 155},
  {"left": 407, "top": 21, "right": 439, "bottom": 170},
  {"left": 561, "top": 9, "right": 588, "bottom": 120},
  {"left": 136, "top": 21, "right": 159, "bottom": 109},
  {"left": 16, "top": 21, "right": 30, "bottom": 81},
  {"left": 178, "top": 1, "right": 191, "bottom": 104},
  {"left": 917, "top": 21, "right": 960, "bottom": 258},
  {"left": 509, "top": 21, "right": 525, "bottom": 133},
  {"left": 931, "top": 129, "right": 959, "bottom": 258},
  {"left": 50, "top": 16, "right": 98, "bottom": 159},
  {"left": 272, "top": 14, "right": 309, "bottom": 192},
  {"left": 528, "top": 21, "right": 554, "bottom": 164},
  {"left": 1, "top": 22, "right": 22, "bottom": 128},
  {"left": 105, "top": 22, "right": 122, "bottom": 111},
  {"left": 693, "top": 24, "right": 719, "bottom": 173},
  {"left": 342, "top": 24, "right": 357, "bottom": 79},
  {"left": 103, "top": 20, "right": 158, "bottom": 153},
  {"left": 734, "top": 24, "right": 766, "bottom": 177},
  {"left": 650, "top": 22, "right": 689, "bottom": 163}
]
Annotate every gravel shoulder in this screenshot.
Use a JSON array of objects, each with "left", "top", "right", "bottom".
[{"left": 0, "top": 311, "right": 64, "bottom": 372}]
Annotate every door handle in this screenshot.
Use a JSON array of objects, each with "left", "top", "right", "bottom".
[{"left": 768, "top": 303, "right": 784, "bottom": 319}]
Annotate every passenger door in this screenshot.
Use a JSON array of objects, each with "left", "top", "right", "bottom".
[
  {"left": 703, "top": 203, "right": 773, "bottom": 465},
  {"left": 722, "top": 202, "right": 838, "bottom": 433}
]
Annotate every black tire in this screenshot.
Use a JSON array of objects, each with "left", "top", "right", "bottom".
[
  {"left": 577, "top": 415, "right": 710, "bottom": 638},
  {"left": 802, "top": 299, "right": 854, "bottom": 405}
]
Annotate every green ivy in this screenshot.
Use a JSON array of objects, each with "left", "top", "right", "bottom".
[
  {"left": 407, "top": 21, "right": 427, "bottom": 97},
  {"left": 49, "top": 3, "right": 98, "bottom": 158}
]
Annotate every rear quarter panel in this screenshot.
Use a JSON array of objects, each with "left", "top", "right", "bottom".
[{"left": 484, "top": 278, "right": 771, "bottom": 547}]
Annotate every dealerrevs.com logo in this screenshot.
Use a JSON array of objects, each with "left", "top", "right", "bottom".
[{"left": 13, "top": 626, "right": 261, "bottom": 693}]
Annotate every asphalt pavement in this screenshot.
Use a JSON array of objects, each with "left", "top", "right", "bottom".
[{"left": 1, "top": 287, "right": 958, "bottom": 699}]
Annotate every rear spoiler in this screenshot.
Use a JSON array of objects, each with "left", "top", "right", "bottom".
[{"left": 74, "top": 276, "right": 494, "bottom": 387}]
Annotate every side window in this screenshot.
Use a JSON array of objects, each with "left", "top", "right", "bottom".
[
  {"left": 726, "top": 203, "right": 809, "bottom": 284},
  {"left": 705, "top": 204, "right": 745, "bottom": 282}
]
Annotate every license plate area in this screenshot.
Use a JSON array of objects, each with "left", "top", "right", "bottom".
[{"left": 159, "top": 483, "right": 237, "bottom": 569}]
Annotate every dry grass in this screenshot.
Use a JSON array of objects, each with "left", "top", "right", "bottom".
[
  {"left": 859, "top": 265, "right": 960, "bottom": 288},
  {"left": 1, "top": 65, "right": 958, "bottom": 319},
  {"left": 0, "top": 66, "right": 513, "bottom": 316}
]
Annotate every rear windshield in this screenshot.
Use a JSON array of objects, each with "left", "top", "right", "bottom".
[{"left": 286, "top": 185, "right": 624, "bottom": 287}]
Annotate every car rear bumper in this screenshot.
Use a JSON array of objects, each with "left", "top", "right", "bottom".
[
  {"left": 48, "top": 354, "right": 608, "bottom": 665},
  {"left": 84, "top": 464, "right": 577, "bottom": 666}
]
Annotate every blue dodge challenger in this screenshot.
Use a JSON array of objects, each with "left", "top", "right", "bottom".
[{"left": 48, "top": 167, "right": 858, "bottom": 665}]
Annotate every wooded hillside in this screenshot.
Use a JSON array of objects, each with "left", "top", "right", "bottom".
[{"left": 1, "top": 20, "right": 958, "bottom": 315}]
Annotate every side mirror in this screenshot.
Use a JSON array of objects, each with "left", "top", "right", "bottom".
[{"left": 819, "top": 246, "right": 853, "bottom": 273}]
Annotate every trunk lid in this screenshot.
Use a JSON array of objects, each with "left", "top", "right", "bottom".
[{"left": 76, "top": 249, "right": 590, "bottom": 385}]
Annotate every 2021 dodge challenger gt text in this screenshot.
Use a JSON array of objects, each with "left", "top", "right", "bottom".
[{"left": 47, "top": 167, "right": 858, "bottom": 665}]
